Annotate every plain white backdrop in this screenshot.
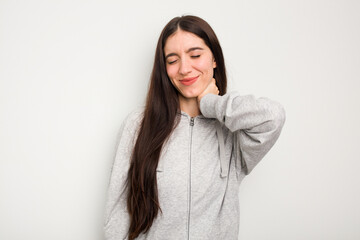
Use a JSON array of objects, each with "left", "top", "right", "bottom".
[{"left": 1, "top": 0, "right": 359, "bottom": 239}]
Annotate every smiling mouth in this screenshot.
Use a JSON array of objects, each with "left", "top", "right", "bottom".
[{"left": 179, "top": 76, "right": 198, "bottom": 86}]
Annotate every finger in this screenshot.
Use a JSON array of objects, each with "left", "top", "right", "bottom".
[{"left": 212, "top": 78, "right": 216, "bottom": 85}]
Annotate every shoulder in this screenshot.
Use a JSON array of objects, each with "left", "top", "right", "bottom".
[
  {"left": 121, "top": 107, "right": 145, "bottom": 138},
  {"left": 115, "top": 107, "right": 144, "bottom": 146},
  {"left": 122, "top": 107, "right": 144, "bottom": 131}
]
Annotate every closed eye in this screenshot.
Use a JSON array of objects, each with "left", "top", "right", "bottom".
[
  {"left": 191, "top": 55, "right": 200, "bottom": 58},
  {"left": 167, "top": 59, "right": 177, "bottom": 64}
]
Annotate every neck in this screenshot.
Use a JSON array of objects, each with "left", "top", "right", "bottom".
[{"left": 179, "top": 95, "right": 200, "bottom": 117}]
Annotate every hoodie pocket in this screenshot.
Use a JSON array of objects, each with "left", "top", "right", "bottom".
[
  {"left": 156, "top": 167, "right": 164, "bottom": 182},
  {"left": 156, "top": 166, "right": 166, "bottom": 201}
]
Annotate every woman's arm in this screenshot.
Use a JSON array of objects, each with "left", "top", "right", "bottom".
[
  {"left": 104, "top": 110, "right": 143, "bottom": 239},
  {"left": 199, "top": 92, "right": 286, "bottom": 175}
]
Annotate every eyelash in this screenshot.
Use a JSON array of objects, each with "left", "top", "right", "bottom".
[{"left": 167, "top": 55, "right": 201, "bottom": 65}]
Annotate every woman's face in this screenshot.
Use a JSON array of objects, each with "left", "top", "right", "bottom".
[{"left": 164, "top": 29, "right": 216, "bottom": 99}]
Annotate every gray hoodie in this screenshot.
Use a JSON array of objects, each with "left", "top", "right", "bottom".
[{"left": 104, "top": 92, "right": 286, "bottom": 240}]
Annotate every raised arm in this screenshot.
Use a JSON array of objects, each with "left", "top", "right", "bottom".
[{"left": 200, "top": 91, "right": 286, "bottom": 175}]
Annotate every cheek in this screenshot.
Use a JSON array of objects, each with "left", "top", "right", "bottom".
[
  {"left": 197, "top": 59, "right": 214, "bottom": 75},
  {"left": 166, "top": 65, "right": 179, "bottom": 89},
  {"left": 166, "top": 65, "right": 177, "bottom": 79}
]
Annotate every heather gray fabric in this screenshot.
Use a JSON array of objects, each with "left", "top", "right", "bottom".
[{"left": 104, "top": 91, "right": 286, "bottom": 240}]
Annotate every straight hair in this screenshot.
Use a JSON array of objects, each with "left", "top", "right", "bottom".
[{"left": 125, "top": 15, "right": 227, "bottom": 240}]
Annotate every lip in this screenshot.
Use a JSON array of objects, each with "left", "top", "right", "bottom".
[{"left": 179, "top": 76, "right": 198, "bottom": 86}]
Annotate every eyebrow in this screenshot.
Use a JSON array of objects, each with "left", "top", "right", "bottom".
[{"left": 165, "top": 47, "right": 204, "bottom": 59}]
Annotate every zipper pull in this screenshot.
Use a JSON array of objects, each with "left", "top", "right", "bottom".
[{"left": 190, "top": 117, "right": 194, "bottom": 126}]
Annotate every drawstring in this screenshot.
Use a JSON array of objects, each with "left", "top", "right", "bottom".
[{"left": 216, "top": 122, "right": 228, "bottom": 178}]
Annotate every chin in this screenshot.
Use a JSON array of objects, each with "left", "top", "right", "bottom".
[{"left": 179, "top": 89, "right": 201, "bottom": 99}]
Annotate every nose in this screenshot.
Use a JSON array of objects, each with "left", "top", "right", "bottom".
[{"left": 179, "top": 58, "right": 192, "bottom": 75}]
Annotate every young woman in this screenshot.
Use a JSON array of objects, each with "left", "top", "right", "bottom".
[{"left": 104, "top": 15, "right": 286, "bottom": 240}]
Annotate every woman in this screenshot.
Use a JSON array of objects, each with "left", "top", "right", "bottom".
[{"left": 104, "top": 15, "right": 285, "bottom": 240}]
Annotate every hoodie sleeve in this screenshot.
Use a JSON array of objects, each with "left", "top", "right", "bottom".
[
  {"left": 104, "top": 110, "right": 143, "bottom": 240},
  {"left": 199, "top": 91, "right": 286, "bottom": 175}
]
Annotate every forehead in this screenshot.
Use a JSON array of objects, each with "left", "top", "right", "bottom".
[{"left": 164, "top": 30, "right": 209, "bottom": 54}]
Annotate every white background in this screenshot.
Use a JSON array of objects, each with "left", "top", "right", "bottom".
[{"left": 1, "top": 0, "right": 359, "bottom": 239}]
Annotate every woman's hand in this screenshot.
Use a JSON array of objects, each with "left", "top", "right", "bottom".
[{"left": 197, "top": 78, "right": 219, "bottom": 104}]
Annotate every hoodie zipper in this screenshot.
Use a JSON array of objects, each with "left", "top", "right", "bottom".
[{"left": 187, "top": 117, "right": 194, "bottom": 240}]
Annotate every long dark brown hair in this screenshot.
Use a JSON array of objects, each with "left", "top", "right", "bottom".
[{"left": 125, "top": 15, "right": 227, "bottom": 239}]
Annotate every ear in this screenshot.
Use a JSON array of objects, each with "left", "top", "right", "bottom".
[{"left": 212, "top": 57, "right": 217, "bottom": 68}]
